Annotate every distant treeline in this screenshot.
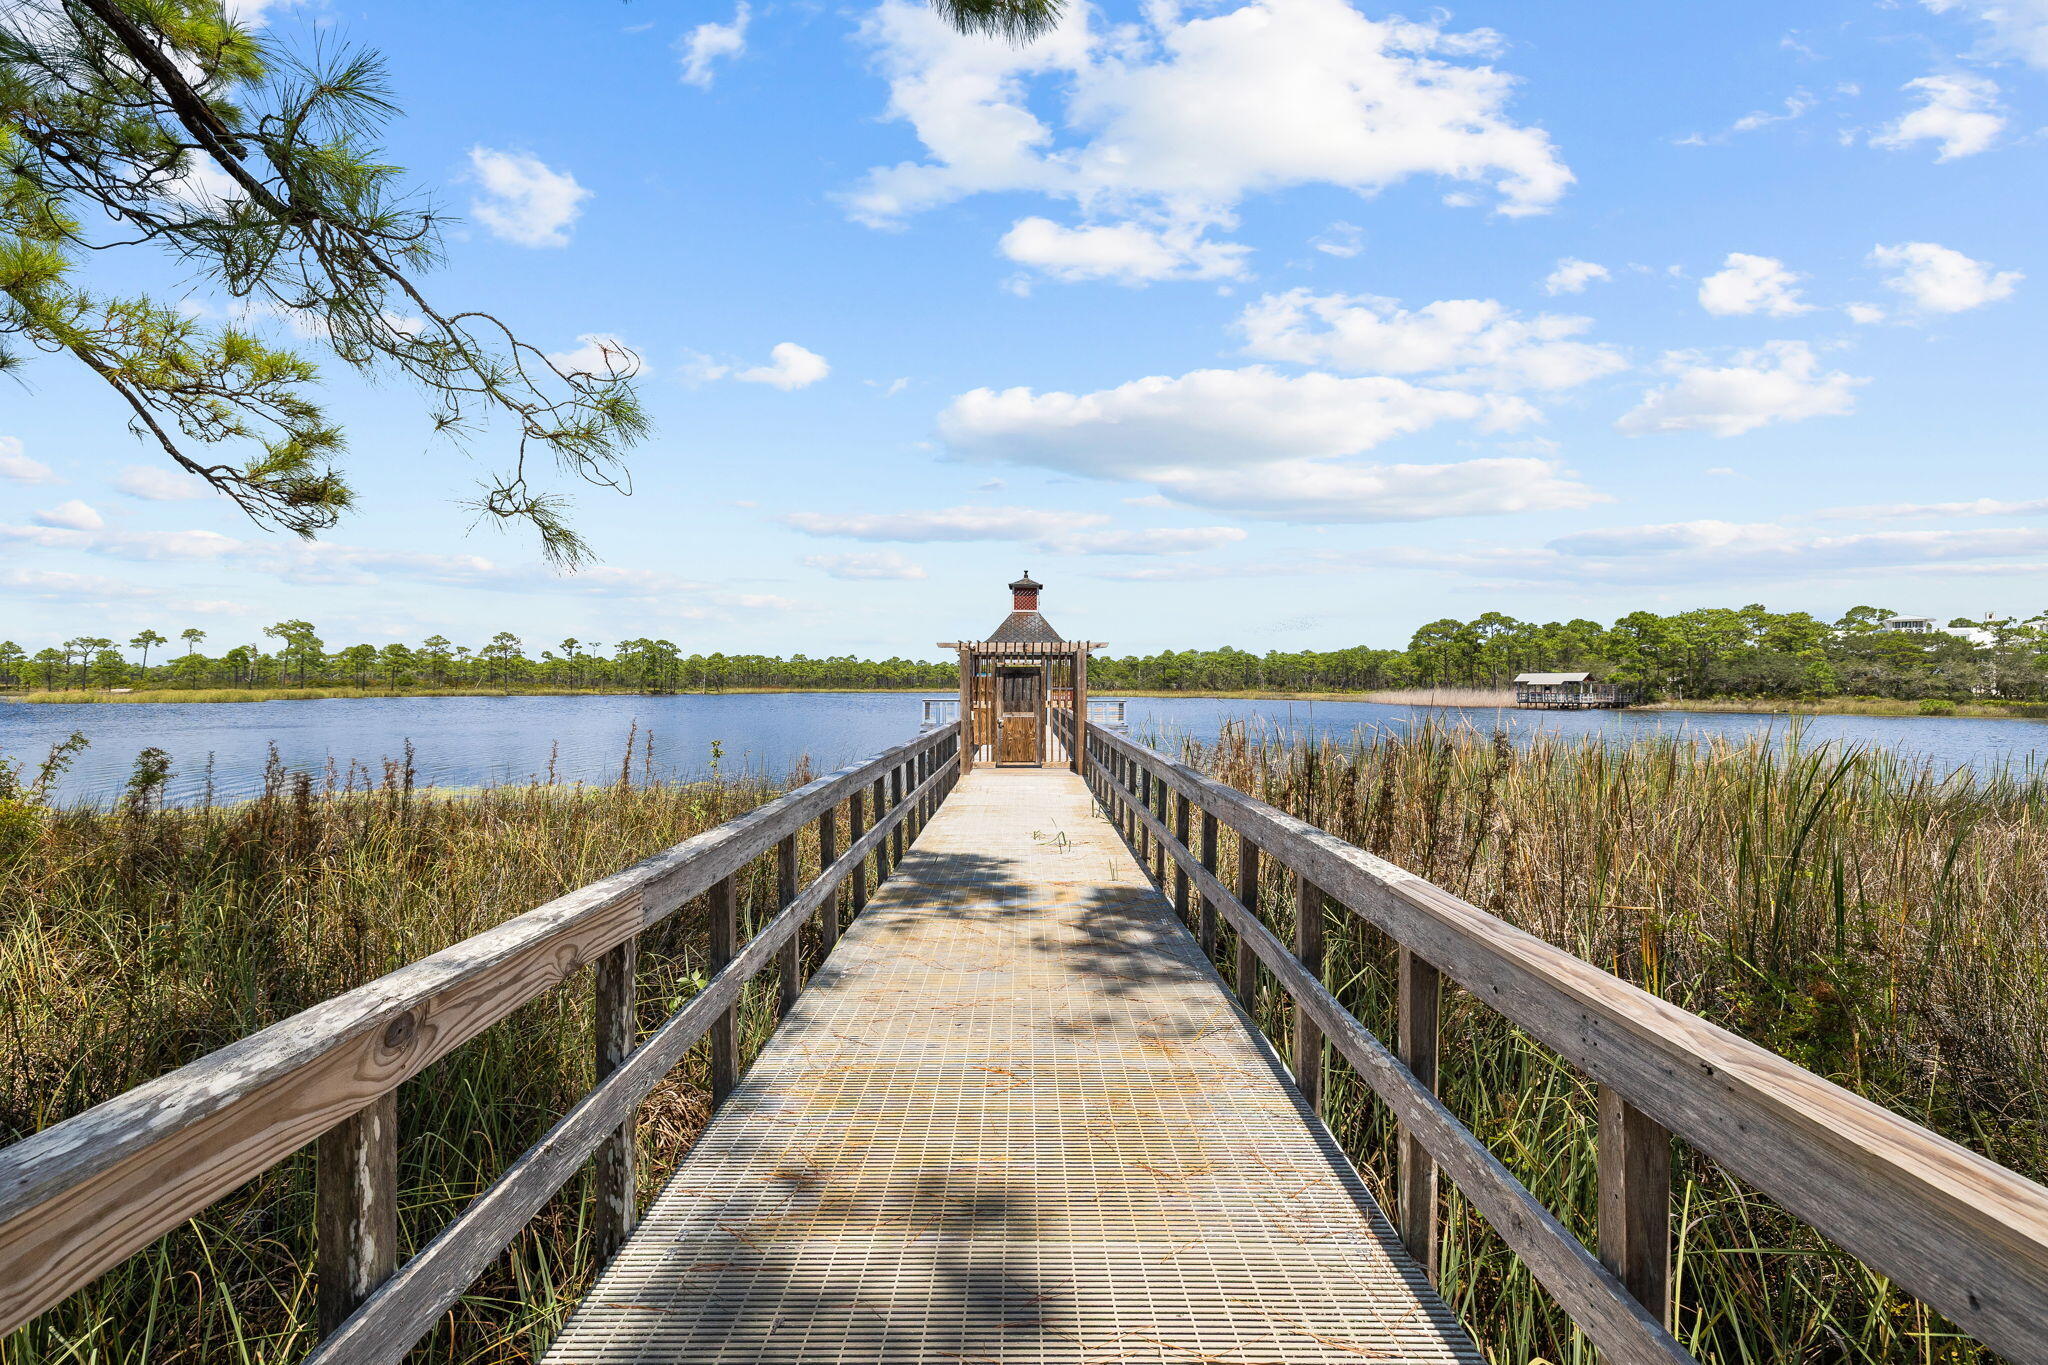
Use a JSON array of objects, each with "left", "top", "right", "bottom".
[{"left": 4, "top": 604, "right": 2040, "bottom": 701}]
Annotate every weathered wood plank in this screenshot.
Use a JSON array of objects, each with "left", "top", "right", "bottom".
[
  {"left": 777, "top": 834, "right": 801, "bottom": 1015},
  {"left": 848, "top": 790, "right": 868, "bottom": 917},
  {"left": 315, "top": 1094, "right": 398, "bottom": 1337},
  {"left": 1599, "top": 1085, "right": 1672, "bottom": 1326},
  {"left": 1198, "top": 809, "right": 1220, "bottom": 958},
  {"left": 1234, "top": 836, "right": 1259, "bottom": 1011},
  {"left": 1398, "top": 947, "right": 1441, "bottom": 1279},
  {"left": 708, "top": 875, "right": 738, "bottom": 1103},
  {"left": 1293, "top": 874, "right": 1325, "bottom": 1116},
  {"left": 591, "top": 934, "right": 638, "bottom": 1264},
  {"left": 0, "top": 726, "right": 957, "bottom": 1337},
  {"left": 820, "top": 806, "right": 840, "bottom": 952},
  {"left": 1092, "top": 729, "right": 2048, "bottom": 1363},
  {"left": 1173, "top": 792, "right": 1192, "bottom": 924}
]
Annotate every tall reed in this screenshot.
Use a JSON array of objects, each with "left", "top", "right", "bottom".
[
  {"left": 1, "top": 748, "right": 807, "bottom": 1364},
  {"left": 1183, "top": 721, "right": 2047, "bottom": 1364}
]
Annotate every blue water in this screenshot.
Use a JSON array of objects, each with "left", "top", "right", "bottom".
[{"left": 4, "top": 692, "right": 2046, "bottom": 808}]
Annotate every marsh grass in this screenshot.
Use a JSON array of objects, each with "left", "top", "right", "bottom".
[
  {"left": 1182, "top": 722, "right": 2047, "bottom": 1364},
  {"left": 0, "top": 747, "right": 823, "bottom": 1364}
]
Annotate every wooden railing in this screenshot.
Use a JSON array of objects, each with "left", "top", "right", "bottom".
[
  {"left": 1083, "top": 725, "right": 2048, "bottom": 1365},
  {"left": 0, "top": 724, "right": 962, "bottom": 1360}
]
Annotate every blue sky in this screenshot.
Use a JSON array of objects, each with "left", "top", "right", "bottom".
[{"left": 5, "top": 0, "right": 2048, "bottom": 659}]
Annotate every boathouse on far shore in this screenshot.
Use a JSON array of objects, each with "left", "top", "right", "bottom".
[{"left": 1514, "top": 671, "right": 1626, "bottom": 709}]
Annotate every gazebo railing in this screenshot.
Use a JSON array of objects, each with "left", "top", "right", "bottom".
[
  {"left": 0, "top": 725, "right": 962, "bottom": 1361},
  {"left": 1082, "top": 723, "right": 2048, "bottom": 1365}
]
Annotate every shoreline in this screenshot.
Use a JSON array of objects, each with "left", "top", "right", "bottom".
[{"left": 7, "top": 686, "right": 2046, "bottom": 722}]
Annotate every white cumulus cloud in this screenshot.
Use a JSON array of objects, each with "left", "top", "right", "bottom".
[
  {"left": 468, "top": 147, "right": 591, "bottom": 247},
  {"left": 1870, "top": 241, "right": 2021, "bottom": 314},
  {"left": 849, "top": 0, "right": 1570, "bottom": 285},
  {"left": 33, "top": 499, "right": 105, "bottom": 531},
  {"left": 679, "top": 3, "right": 751, "bottom": 88},
  {"left": 1616, "top": 341, "right": 1864, "bottom": 438},
  {"left": 1698, "top": 253, "right": 1811, "bottom": 317},
  {"left": 1921, "top": 0, "right": 2048, "bottom": 70},
  {"left": 737, "top": 342, "right": 830, "bottom": 390},
  {"left": 999, "top": 217, "right": 1249, "bottom": 284},
  {"left": 0, "top": 437, "right": 58, "bottom": 484},
  {"left": 545, "top": 332, "right": 645, "bottom": 378},
  {"left": 1543, "top": 258, "right": 1610, "bottom": 295},
  {"left": 1237, "top": 289, "right": 1626, "bottom": 391},
  {"left": 935, "top": 366, "right": 1597, "bottom": 522},
  {"left": 1871, "top": 73, "right": 2005, "bottom": 161}
]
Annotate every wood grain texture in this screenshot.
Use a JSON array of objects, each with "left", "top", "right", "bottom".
[
  {"left": 315, "top": 1093, "right": 397, "bottom": 1337},
  {"left": 1173, "top": 792, "right": 1192, "bottom": 924},
  {"left": 777, "top": 834, "right": 801, "bottom": 1016},
  {"left": 1293, "top": 874, "right": 1325, "bottom": 1117},
  {"left": 1199, "top": 809, "right": 1220, "bottom": 959},
  {"left": 1095, "top": 758, "right": 1692, "bottom": 1365},
  {"left": 708, "top": 875, "right": 738, "bottom": 1103},
  {"left": 820, "top": 807, "right": 840, "bottom": 951},
  {"left": 1599, "top": 1085, "right": 1671, "bottom": 1326},
  {"left": 1234, "top": 836, "right": 1259, "bottom": 1011},
  {"left": 1398, "top": 948, "right": 1442, "bottom": 1281},
  {"left": 0, "top": 726, "right": 958, "bottom": 1338},
  {"left": 1091, "top": 729, "right": 2048, "bottom": 1364},
  {"left": 591, "top": 934, "right": 638, "bottom": 1265},
  {"left": 848, "top": 790, "right": 868, "bottom": 917}
]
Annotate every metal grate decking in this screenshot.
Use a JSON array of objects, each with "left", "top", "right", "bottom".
[{"left": 544, "top": 768, "right": 1480, "bottom": 1364}]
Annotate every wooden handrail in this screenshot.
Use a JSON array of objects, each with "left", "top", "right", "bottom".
[
  {"left": 0, "top": 724, "right": 961, "bottom": 1343},
  {"left": 1086, "top": 727, "right": 2048, "bottom": 1365}
]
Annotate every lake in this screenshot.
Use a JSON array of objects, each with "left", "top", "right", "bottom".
[{"left": 6, "top": 692, "right": 2048, "bottom": 808}]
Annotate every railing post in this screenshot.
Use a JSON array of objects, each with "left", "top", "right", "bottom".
[
  {"left": 1172, "top": 790, "right": 1192, "bottom": 924},
  {"left": 1599, "top": 1085, "right": 1673, "bottom": 1326},
  {"left": 820, "top": 804, "right": 840, "bottom": 953},
  {"left": 710, "top": 874, "right": 739, "bottom": 1101},
  {"left": 316, "top": 1092, "right": 397, "bottom": 1336},
  {"left": 1198, "top": 810, "right": 1219, "bottom": 958},
  {"left": 1234, "top": 837, "right": 1259, "bottom": 1010},
  {"left": 1293, "top": 873, "right": 1325, "bottom": 1114},
  {"left": 890, "top": 764, "right": 905, "bottom": 868},
  {"left": 849, "top": 788, "right": 869, "bottom": 917},
  {"left": 1152, "top": 772, "right": 1168, "bottom": 886},
  {"left": 1137, "top": 768, "right": 1153, "bottom": 873},
  {"left": 777, "top": 833, "right": 801, "bottom": 1015},
  {"left": 1397, "top": 948, "right": 1441, "bottom": 1279},
  {"left": 872, "top": 775, "right": 889, "bottom": 879},
  {"left": 593, "top": 933, "right": 638, "bottom": 1263}
]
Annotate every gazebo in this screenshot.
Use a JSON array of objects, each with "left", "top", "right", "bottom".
[{"left": 938, "top": 573, "right": 1103, "bottom": 772}]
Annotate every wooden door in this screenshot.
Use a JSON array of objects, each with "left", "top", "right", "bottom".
[{"left": 996, "top": 668, "right": 1041, "bottom": 765}]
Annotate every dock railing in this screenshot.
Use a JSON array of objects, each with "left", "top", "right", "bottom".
[
  {"left": 0, "top": 723, "right": 962, "bottom": 1361},
  {"left": 1083, "top": 723, "right": 2048, "bottom": 1365}
]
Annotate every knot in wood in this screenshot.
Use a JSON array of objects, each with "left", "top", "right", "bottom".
[{"left": 382, "top": 1012, "right": 419, "bottom": 1052}]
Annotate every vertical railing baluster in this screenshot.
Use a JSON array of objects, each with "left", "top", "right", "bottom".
[
  {"left": 1198, "top": 810, "right": 1219, "bottom": 958},
  {"left": 820, "top": 804, "right": 840, "bottom": 953},
  {"left": 1172, "top": 790, "right": 1191, "bottom": 924},
  {"left": 1599, "top": 1086, "right": 1673, "bottom": 1326},
  {"left": 849, "top": 788, "right": 869, "bottom": 918},
  {"left": 1138, "top": 768, "right": 1153, "bottom": 873},
  {"left": 1397, "top": 948, "right": 1441, "bottom": 1279},
  {"left": 316, "top": 1092, "right": 398, "bottom": 1336},
  {"left": 1234, "top": 837, "right": 1259, "bottom": 1010},
  {"left": 1293, "top": 873, "right": 1325, "bottom": 1114},
  {"left": 710, "top": 874, "right": 738, "bottom": 1101},
  {"left": 1152, "top": 771, "right": 1168, "bottom": 885},
  {"left": 777, "top": 834, "right": 800, "bottom": 1015},
  {"left": 890, "top": 764, "right": 905, "bottom": 868},
  {"left": 872, "top": 775, "right": 889, "bottom": 880},
  {"left": 593, "top": 933, "right": 638, "bottom": 1263}
]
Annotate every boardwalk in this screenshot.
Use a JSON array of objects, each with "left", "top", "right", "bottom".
[{"left": 545, "top": 768, "right": 1477, "bottom": 1363}]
